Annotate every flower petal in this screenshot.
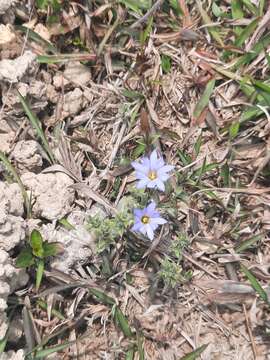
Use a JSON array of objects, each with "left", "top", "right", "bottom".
[
  {"left": 150, "top": 149, "right": 161, "bottom": 169},
  {"left": 158, "top": 165, "right": 174, "bottom": 174},
  {"left": 151, "top": 217, "right": 167, "bottom": 225},
  {"left": 137, "top": 178, "right": 150, "bottom": 189},
  {"left": 134, "top": 209, "right": 143, "bottom": 218},
  {"left": 146, "top": 224, "right": 154, "bottom": 240},
  {"left": 131, "top": 161, "right": 149, "bottom": 174},
  {"left": 146, "top": 201, "right": 156, "bottom": 215},
  {"left": 155, "top": 179, "right": 165, "bottom": 192},
  {"left": 131, "top": 222, "right": 142, "bottom": 231}
]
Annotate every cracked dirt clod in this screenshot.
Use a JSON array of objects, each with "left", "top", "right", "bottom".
[
  {"left": 0, "top": 0, "right": 16, "bottom": 14},
  {"left": 11, "top": 140, "right": 43, "bottom": 173},
  {"left": 21, "top": 172, "right": 75, "bottom": 220},
  {"left": 42, "top": 207, "right": 106, "bottom": 272},
  {"left": 0, "top": 249, "right": 28, "bottom": 342},
  {"left": 0, "top": 182, "right": 25, "bottom": 251},
  {"left": 0, "top": 50, "right": 36, "bottom": 83}
]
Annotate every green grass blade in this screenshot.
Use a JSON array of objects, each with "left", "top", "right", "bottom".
[
  {"left": 234, "top": 18, "right": 259, "bottom": 48},
  {"left": 240, "top": 264, "right": 268, "bottom": 303},
  {"left": 240, "top": 0, "right": 258, "bottom": 15},
  {"left": 193, "top": 79, "right": 216, "bottom": 120},
  {"left": 0, "top": 331, "right": 8, "bottom": 353},
  {"left": 259, "top": 0, "right": 265, "bottom": 16},
  {"left": 179, "top": 344, "right": 208, "bottom": 360},
  {"left": 235, "top": 234, "right": 261, "bottom": 253},
  {"left": 125, "top": 348, "right": 135, "bottom": 360},
  {"left": 196, "top": 0, "right": 224, "bottom": 46},
  {"left": 36, "top": 259, "right": 44, "bottom": 291},
  {"left": 113, "top": 306, "right": 133, "bottom": 338},
  {"left": 17, "top": 90, "right": 55, "bottom": 164},
  {"left": 32, "top": 342, "right": 73, "bottom": 359},
  {"left": 231, "top": 0, "right": 244, "bottom": 18},
  {"left": 89, "top": 288, "right": 115, "bottom": 306},
  {"left": 0, "top": 151, "right": 31, "bottom": 218}
]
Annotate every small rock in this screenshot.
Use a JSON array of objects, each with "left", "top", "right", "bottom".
[
  {"left": 0, "top": 50, "right": 36, "bottom": 83},
  {"left": 0, "top": 182, "right": 25, "bottom": 251},
  {"left": 21, "top": 172, "right": 75, "bottom": 220},
  {"left": 0, "top": 133, "right": 12, "bottom": 152},
  {"left": 11, "top": 140, "right": 43, "bottom": 173},
  {"left": 0, "top": 349, "right": 25, "bottom": 360},
  {"left": 0, "top": 182, "right": 24, "bottom": 216},
  {"left": 64, "top": 61, "right": 91, "bottom": 86},
  {"left": 61, "top": 88, "right": 85, "bottom": 119},
  {"left": 0, "top": 0, "right": 16, "bottom": 14}
]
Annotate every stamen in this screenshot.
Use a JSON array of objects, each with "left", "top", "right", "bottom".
[
  {"left": 141, "top": 215, "right": 150, "bottom": 224},
  {"left": 148, "top": 171, "right": 157, "bottom": 180}
]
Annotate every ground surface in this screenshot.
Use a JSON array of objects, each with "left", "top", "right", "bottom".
[{"left": 0, "top": 0, "right": 270, "bottom": 359}]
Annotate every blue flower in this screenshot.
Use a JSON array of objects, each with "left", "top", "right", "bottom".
[
  {"left": 131, "top": 149, "right": 174, "bottom": 192},
  {"left": 131, "top": 202, "right": 167, "bottom": 240}
]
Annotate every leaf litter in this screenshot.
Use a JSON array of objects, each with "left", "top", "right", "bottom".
[{"left": 0, "top": 0, "right": 270, "bottom": 359}]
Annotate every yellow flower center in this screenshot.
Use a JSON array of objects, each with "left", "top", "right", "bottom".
[
  {"left": 148, "top": 171, "right": 157, "bottom": 180},
  {"left": 141, "top": 215, "right": 150, "bottom": 224}
]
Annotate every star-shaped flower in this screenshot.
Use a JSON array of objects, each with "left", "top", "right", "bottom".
[
  {"left": 131, "top": 149, "right": 174, "bottom": 192},
  {"left": 131, "top": 202, "right": 167, "bottom": 240}
]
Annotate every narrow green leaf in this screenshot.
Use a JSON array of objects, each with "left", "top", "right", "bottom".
[
  {"left": 194, "top": 132, "right": 202, "bottom": 157},
  {"left": 235, "top": 234, "right": 262, "bottom": 253},
  {"left": 234, "top": 34, "right": 270, "bottom": 68},
  {"left": 240, "top": 0, "right": 258, "bottom": 15},
  {"left": 259, "top": 0, "right": 265, "bottom": 16},
  {"left": 177, "top": 149, "right": 192, "bottom": 166},
  {"left": 229, "top": 121, "right": 240, "bottom": 139},
  {"left": 125, "top": 348, "right": 135, "bottom": 360},
  {"left": 240, "top": 264, "right": 268, "bottom": 303},
  {"left": 220, "top": 163, "right": 230, "bottom": 187},
  {"left": 122, "top": 89, "right": 144, "bottom": 100},
  {"left": 231, "top": 0, "right": 244, "bottom": 18},
  {"left": 193, "top": 79, "right": 216, "bottom": 119},
  {"left": 161, "top": 55, "right": 171, "bottom": 74},
  {"left": 17, "top": 91, "right": 55, "bottom": 164},
  {"left": 0, "top": 331, "right": 8, "bottom": 353},
  {"left": 36, "top": 259, "right": 44, "bottom": 291},
  {"left": 16, "top": 247, "right": 35, "bottom": 268},
  {"left": 234, "top": 18, "right": 259, "bottom": 48},
  {"left": 113, "top": 307, "right": 133, "bottom": 338},
  {"left": 179, "top": 344, "right": 208, "bottom": 360},
  {"left": 32, "top": 341, "right": 72, "bottom": 358},
  {"left": 140, "top": 16, "right": 153, "bottom": 45},
  {"left": 196, "top": 0, "right": 224, "bottom": 46},
  {"left": 89, "top": 288, "right": 115, "bottom": 306},
  {"left": 58, "top": 218, "right": 75, "bottom": 230},
  {"left": 0, "top": 151, "right": 31, "bottom": 218},
  {"left": 37, "top": 300, "right": 65, "bottom": 321},
  {"left": 43, "top": 242, "right": 63, "bottom": 257},
  {"left": 30, "top": 230, "right": 44, "bottom": 258}
]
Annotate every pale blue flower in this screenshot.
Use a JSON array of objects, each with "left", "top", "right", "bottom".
[
  {"left": 131, "top": 150, "right": 174, "bottom": 191},
  {"left": 131, "top": 202, "right": 167, "bottom": 240}
]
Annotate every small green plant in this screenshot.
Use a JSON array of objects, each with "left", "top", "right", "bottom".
[
  {"left": 86, "top": 210, "right": 134, "bottom": 253},
  {"left": 159, "top": 233, "right": 192, "bottom": 288},
  {"left": 16, "top": 230, "right": 62, "bottom": 290}
]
